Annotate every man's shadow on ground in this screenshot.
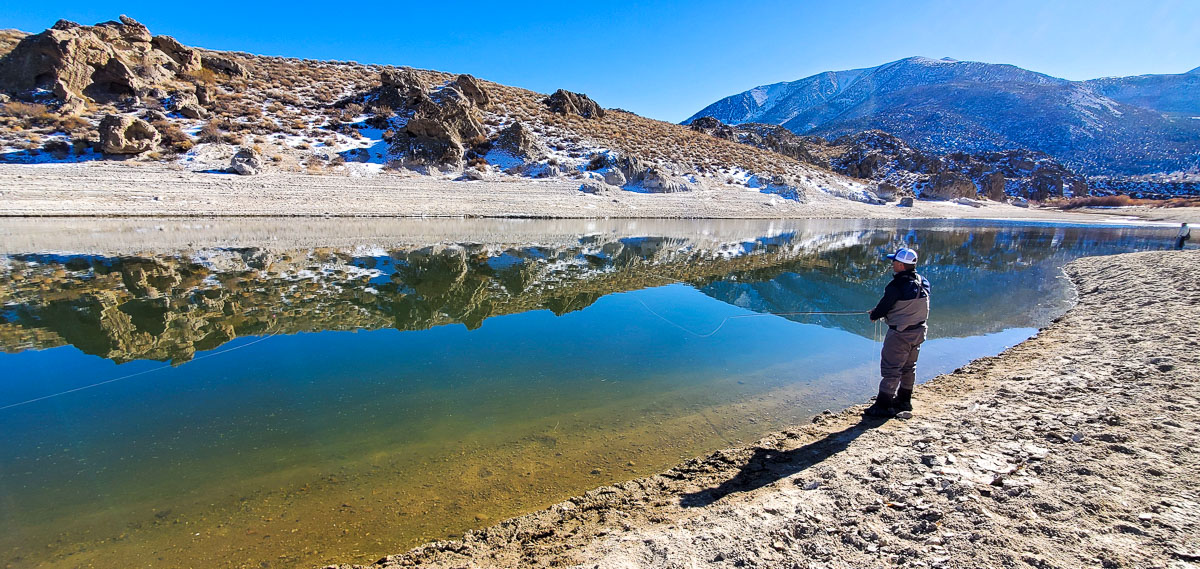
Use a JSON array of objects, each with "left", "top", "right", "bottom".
[{"left": 680, "top": 416, "right": 880, "bottom": 508}]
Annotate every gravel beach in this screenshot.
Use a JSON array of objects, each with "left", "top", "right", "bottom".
[{"left": 326, "top": 249, "right": 1200, "bottom": 569}]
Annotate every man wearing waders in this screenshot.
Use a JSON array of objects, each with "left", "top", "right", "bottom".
[
  {"left": 864, "top": 247, "right": 930, "bottom": 418},
  {"left": 1178, "top": 223, "right": 1191, "bottom": 250}
]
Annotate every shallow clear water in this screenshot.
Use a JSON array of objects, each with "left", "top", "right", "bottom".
[{"left": 0, "top": 218, "right": 1176, "bottom": 568}]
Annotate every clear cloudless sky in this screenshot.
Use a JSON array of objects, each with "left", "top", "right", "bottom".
[{"left": 3, "top": 0, "right": 1198, "bottom": 122}]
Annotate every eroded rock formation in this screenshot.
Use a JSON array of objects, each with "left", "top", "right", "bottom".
[
  {"left": 0, "top": 17, "right": 199, "bottom": 110},
  {"left": 99, "top": 114, "right": 160, "bottom": 154}
]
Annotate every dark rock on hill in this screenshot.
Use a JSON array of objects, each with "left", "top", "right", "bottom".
[
  {"left": 545, "top": 89, "right": 605, "bottom": 119},
  {"left": 494, "top": 122, "right": 546, "bottom": 161},
  {"left": 688, "top": 116, "right": 736, "bottom": 141}
]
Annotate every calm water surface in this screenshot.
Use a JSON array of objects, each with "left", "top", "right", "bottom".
[{"left": 0, "top": 218, "right": 1176, "bottom": 568}]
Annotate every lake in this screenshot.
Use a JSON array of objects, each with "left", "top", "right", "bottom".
[{"left": 0, "top": 217, "right": 1177, "bottom": 568}]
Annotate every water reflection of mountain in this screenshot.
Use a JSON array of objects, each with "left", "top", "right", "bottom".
[
  {"left": 695, "top": 226, "right": 1162, "bottom": 338},
  {"left": 0, "top": 225, "right": 1164, "bottom": 363}
]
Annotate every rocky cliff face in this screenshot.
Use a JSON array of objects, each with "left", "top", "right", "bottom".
[{"left": 687, "top": 56, "right": 1200, "bottom": 178}]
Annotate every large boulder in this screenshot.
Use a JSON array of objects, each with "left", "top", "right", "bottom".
[
  {"left": 579, "top": 180, "right": 619, "bottom": 195},
  {"left": 377, "top": 67, "right": 425, "bottom": 109},
  {"left": 168, "top": 91, "right": 207, "bottom": 119},
  {"left": 0, "top": 16, "right": 181, "bottom": 105},
  {"left": 493, "top": 122, "right": 546, "bottom": 160},
  {"left": 150, "top": 35, "right": 201, "bottom": 74},
  {"left": 450, "top": 74, "right": 490, "bottom": 109},
  {"left": 922, "top": 171, "right": 977, "bottom": 200},
  {"left": 200, "top": 54, "right": 247, "bottom": 77},
  {"left": 230, "top": 147, "right": 263, "bottom": 175},
  {"left": 982, "top": 171, "right": 1006, "bottom": 201},
  {"left": 99, "top": 114, "right": 160, "bottom": 154},
  {"left": 544, "top": 89, "right": 605, "bottom": 119},
  {"left": 634, "top": 166, "right": 692, "bottom": 193}
]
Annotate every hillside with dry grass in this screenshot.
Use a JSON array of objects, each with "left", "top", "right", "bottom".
[{"left": 0, "top": 16, "right": 878, "bottom": 205}]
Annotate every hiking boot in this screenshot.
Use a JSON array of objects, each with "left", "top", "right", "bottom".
[
  {"left": 894, "top": 387, "right": 913, "bottom": 413},
  {"left": 863, "top": 393, "right": 896, "bottom": 418}
]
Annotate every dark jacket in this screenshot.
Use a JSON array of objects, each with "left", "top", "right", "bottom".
[{"left": 870, "top": 270, "right": 931, "bottom": 328}]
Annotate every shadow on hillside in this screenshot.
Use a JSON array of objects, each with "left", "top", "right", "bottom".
[{"left": 679, "top": 416, "right": 879, "bottom": 508}]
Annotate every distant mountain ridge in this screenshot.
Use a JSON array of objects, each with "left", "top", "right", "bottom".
[{"left": 686, "top": 57, "right": 1200, "bottom": 176}]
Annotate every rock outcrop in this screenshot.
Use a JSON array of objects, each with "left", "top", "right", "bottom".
[
  {"left": 395, "top": 88, "right": 487, "bottom": 170},
  {"left": 544, "top": 89, "right": 605, "bottom": 119},
  {"left": 619, "top": 157, "right": 692, "bottom": 193},
  {"left": 923, "top": 171, "right": 977, "bottom": 200},
  {"left": 688, "top": 116, "right": 736, "bottom": 141},
  {"left": 150, "top": 35, "right": 201, "bottom": 74},
  {"left": 230, "top": 147, "right": 263, "bottom": 175},
  {"left": 981, "top": 171, "right": 1006, "bottom": 201},
  {"left": 168, "top": 90, "right": 207, "bottom": 119},
  {"left": 0, "top": 16, "right": 187, "bottom": 109},
  {"left": 199, "top": 54, "right": 247, "bottom": 77},
  {"left": 376, "top": 67, "right": 425, "bottom": 109},
  {"left": 493, "top": 122, "right": 546, "bottom": 161},
  {"left": 450, "top": 74, "right": 490, "bottom": 109},
  {"left": 99, "top": 114, "right": 160, "bottom": 154}
]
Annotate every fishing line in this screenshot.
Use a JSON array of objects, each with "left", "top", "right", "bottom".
[
  {"left": 0, "top": 332, "right": 280, "bottom": 412},
  {"left": 638, "top": 273, "right": 872, "bottom": 338}
]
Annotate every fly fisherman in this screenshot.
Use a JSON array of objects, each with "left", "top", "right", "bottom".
[
  {"left": 1178, "top": 223, "right": 1191, "bottom": 250},
  {"left": 864, "top": 247, "right": 931, "bottom": 418}
]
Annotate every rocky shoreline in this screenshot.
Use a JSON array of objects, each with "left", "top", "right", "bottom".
[
  {"left": 0, "top": 163, "right": 1161, "bottom": 221},
  {"left": 326, "top": 249, "right": 1199, "bottom": 568}
]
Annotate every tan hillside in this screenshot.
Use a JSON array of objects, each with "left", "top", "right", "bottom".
[{"left": 0, "top": 16, "right": 876, "bottom": 204}]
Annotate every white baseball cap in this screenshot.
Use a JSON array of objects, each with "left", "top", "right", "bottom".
[{"left": 886, "top": 247, "right": 918, "bottom": 264}]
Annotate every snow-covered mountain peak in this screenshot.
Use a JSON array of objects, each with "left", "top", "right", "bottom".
[{"left": 685, "top": 58, "right": 1200, "bottom": 176}]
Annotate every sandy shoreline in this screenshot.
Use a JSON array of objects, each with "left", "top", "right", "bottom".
[
  {"left": 3, "top": 163, "right": 1190, "bottom": 223},
  {"left": 323, "top": 249, "right": 1199, "bottom": 569}
]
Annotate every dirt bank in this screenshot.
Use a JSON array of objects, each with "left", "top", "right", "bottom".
[
  {"left": 327, "top": 249, "right": 1199, "bottom": 569},
  {"left": 0, "top": 163, "right": 1147, "bottom": 221}
]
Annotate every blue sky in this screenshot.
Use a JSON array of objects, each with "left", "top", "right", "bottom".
[{"left": 3, "top": 1, "right": 1198, "bottom": 122}]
